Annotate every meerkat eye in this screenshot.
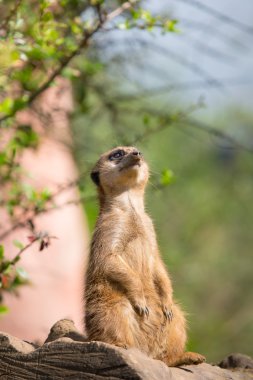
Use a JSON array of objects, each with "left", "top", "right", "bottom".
[{"left": 109, "top": 149, "right": 125, "bottom": 161}]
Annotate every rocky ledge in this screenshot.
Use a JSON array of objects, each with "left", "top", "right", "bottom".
[{"left": 0, "top": 319, "right": 252, "bottom": 379}]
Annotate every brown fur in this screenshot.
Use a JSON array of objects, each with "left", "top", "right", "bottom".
[{"left": 84, "top": 146, "right": 205, "bottom": 366}]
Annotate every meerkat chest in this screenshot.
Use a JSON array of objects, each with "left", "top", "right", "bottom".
[{"left": 116, "top": 211, "right": 156, "bottom": 271}]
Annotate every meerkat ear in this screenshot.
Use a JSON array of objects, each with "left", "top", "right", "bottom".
[{"left": 90, "top": 171, "right": 100, "bottom": 186}]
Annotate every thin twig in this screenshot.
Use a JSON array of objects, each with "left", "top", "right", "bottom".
[
  {"left": 107, "top": 77, "right": 253, "bottom": 102},
  {"left": 12, "top": 237, "right": 40, "bottom": 265},
  {"left": 177, "top": 0, "right": 253, "bottom": 35},
  {"left": 106, "top": 1, "right": 134, "bottom": 22},
  {"left": 116, "top": 103, "right": 253, "bottom": 154},
  {"left": 183, "top": 117, "right": 253, "bottom": 153},
  {"left": 0, "top": 194, "right": 96, "bottom": 241}
]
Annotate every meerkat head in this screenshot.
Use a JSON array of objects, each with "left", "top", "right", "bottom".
[{"left": 91, "top": 146, "right": 149, "bottom": 198}]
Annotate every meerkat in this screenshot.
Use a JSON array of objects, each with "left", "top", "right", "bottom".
[{"left": 84, "top": 146, "right": 205, "bottom": 366}]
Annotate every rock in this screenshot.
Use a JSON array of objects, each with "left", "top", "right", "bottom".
[
  {"left": 0, "top": 319, "right": 252, "bottom": 380},
  {"left": 0, "top": 333, "right": 34, "bottom": 354},
  {"left": 44, "top": 318, "right": 87, "bottom": 343},
  {"left": 219, "top": 353, "right": 253, "bottom": 369}
]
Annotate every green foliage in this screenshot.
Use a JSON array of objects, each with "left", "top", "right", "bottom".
[
  {"left": 117, "top": 8, "right": 179, "bottom": 32},
  {"left": 0, "top": 0, "right": 176, "bottom": 124},
  {"left": 160, "top": 169, "right": 175, "bottom": 186},
  {"left": 12, "top": 126, "right": 39, "bottom": 149},
  {"left": 0, "top": 239, "right": 29, "bottom": 310}
]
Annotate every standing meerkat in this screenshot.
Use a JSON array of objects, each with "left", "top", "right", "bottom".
[{"left": 85, "top": 146, "right": 205, "bottom": 366}]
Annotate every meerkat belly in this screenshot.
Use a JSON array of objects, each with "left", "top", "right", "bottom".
[
  {"left": 122, "top": 236, "right": 164, "bottom": 316},
  {"left": 122, "top": 236, "right": 160, "bottom": 295},
  {"left": 122, "top": 236, "right": 154, "bottom": 272}
]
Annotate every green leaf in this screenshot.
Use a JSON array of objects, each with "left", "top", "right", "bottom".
[
  {"left": 117, "top": 20, "right": 131, "bottom": 30},
  {"left": 12, "top": 66, "right": 32, "bottom": 86},
  {"left": 40, "top": 0, "right": 51, "bottom": 11},
  {"left": 143, "top": 114, "right": 150, "bottom": 126},
  {"left": 10, "top": 50, "right": 20, "bottom": 62},
  {"left": 12, "top": 126, "right": 39, "bottom": 149},
  {"left": 12, "top": 97, "right": 28, "bottom": 113},
  {"left": 23, "top": 183, "right": 37, "bottom": 201},
  {"left": 0, "top": 305, "right": 9, "bottom": 315},
  {"left": 2, "top": 263, "right": 14, "bottom": 275},
  {"left": 16, "top": 267, "right": 29, "bottom": 280},
  {"left": 163, "top": 19, "right": 179, "bottom": 33},
  {"left": 160, "top": 169, "right": 176, "bottom": 186},
  {"left": 0, "top": 98, "right": 14, "bottom": 115},
  {"left": 140, "top": 10, "right": 153, "bottom": 22},
  {"left": 62, "top": 67, "right": 80, "bottom": 79},
  {"left": 70, "top": 21, "right": 82, "bottom": 35},
  {"left": 1, "top": 260, "right": 14, "bottom": 274},
  {"left": 0, "top": 245, "right": 4, "bottom": 260},
  {"left": 42, "top": 11, "right": 53, "bottom": 22},
  {"left": 26, "top": 47, "right": 47, "bottom": 60},
  {"left": 13, "top": 240, "right": 24, "bottom": 250},
  {"left": 0, "top": 152, "right": 7, "bottom": 166},
  {"left": 41, "top": 188, "right": 51, "bottom": 201},
  {"left": 130, "top": 9, "right": 140, "bottom": 20}
]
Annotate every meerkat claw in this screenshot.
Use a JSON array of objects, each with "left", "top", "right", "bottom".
[
  {"left": 134, "top": 304, "right": 149, "bottom": 317},
  {"left": 163, "top": 307, "right": 173, "bottom": 322},
  {"left": 168, "top": 309, "right": 173, "bottom": 322}
]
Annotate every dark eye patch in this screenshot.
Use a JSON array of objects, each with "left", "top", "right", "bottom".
[{"left": 109, "top": 149, "right": 125, "bottom": 161}]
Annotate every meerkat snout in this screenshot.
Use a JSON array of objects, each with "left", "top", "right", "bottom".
[
  {"left": 131, "top": 149, "right": 142, "bottom": 156},
  {"left": 119, "top": 150, "right": 142, "bottom": 171}
]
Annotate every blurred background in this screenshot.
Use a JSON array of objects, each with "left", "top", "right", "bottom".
[{"left": 0, "top": 0, "right": 252, "bottom": 362}]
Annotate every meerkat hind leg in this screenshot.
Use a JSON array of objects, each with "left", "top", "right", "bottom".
[{"left": 165, "top": 351, "right": 206, "bottom": 367}]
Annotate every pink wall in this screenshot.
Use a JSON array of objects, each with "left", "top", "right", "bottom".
[{"left": 0, "top": 79, "right": 89, "bottom": 342}]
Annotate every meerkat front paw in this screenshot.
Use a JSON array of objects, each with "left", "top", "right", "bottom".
[
  {"left": 161, "top": 299, "right": 173, "bottom": 322},
  {"left": 132, "top": 298, "right": 149, "bottom": 317},
  {"left": 162, "top": 305, "right": 173, "bottom": 322}
]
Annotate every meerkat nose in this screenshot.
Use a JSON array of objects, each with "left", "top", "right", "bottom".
[{"left": 132, "top": 150, "right": 141, "bottom": 156}]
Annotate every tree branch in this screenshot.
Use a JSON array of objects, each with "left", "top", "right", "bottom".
[
  {"left": 0, "top": 0, "right": 138, "bottom": 125},
  {"left": 11, "top": 237, "right": 40, "bottom": 266},
  {"left": 0, "top": 0, "right": 22, "bottom": 35},
  {"left": 116, "top": 103, "right": 253, "bottom": 154},
  {"left": 0, "top": 192, "right": 96, "bottom": 242}
]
